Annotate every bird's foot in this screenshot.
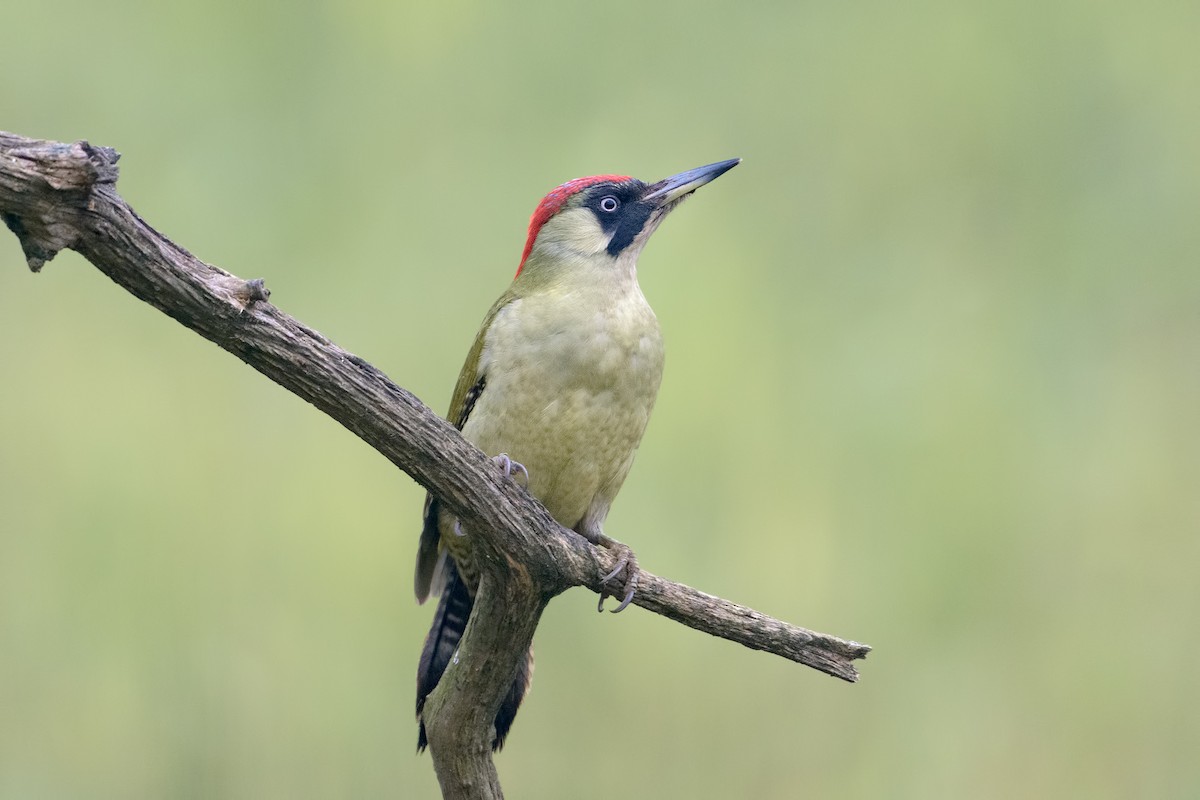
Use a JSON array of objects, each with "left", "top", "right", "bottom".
[
  {"left": 493, "top": 453, "right": 529, "bottom": 488},
  {"left": 450, "top": 456, "right": 528, "bottom": 540},
  {"left": 594, "top": 536, "right": 639, "bottom": 613}
]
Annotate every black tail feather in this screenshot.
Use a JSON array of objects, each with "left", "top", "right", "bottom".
[
  {"left": 493, "top": 645, "right": 532, "bottom": 750},
  {"left": 416, "top": 559, "right": 533, "bottom": 751}
]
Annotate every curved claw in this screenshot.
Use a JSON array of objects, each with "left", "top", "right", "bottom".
[
  {"left": 612, "top": 583, "right": 637, "bottom": 613},
  {"left": 597, "top": 548, "right": 638, "bottom": 613},
  {"left": 493, "top": 453, "right": 530, "bottom": 487},
  {"left": 513, "top": 462, "right": 530, "bottom": 487},
  {"left": 596, "top": 581, "right": 638, "bottom": 613},
  {"left": 601, "top": 554, "right": 629, "bottom": 584}
]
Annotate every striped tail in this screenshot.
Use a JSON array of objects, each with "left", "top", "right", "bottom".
[{"left": 416, "top": 559, "right": 533, "bottom": 751}]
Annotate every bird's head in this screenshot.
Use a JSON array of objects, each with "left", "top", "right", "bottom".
[{"left": 514, "top": 158, "right": 740, "bottom": 281}]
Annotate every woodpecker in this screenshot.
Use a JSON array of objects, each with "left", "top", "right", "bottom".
[{"left": 414, "top": 158, "right": 740, "bottom": 751}]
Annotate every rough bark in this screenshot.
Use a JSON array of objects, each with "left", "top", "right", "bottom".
[{"left": 1, "top": 131, "right": 871, "bottom": 800}]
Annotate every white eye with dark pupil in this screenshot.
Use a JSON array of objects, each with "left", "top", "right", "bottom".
[{"left": 599, "top": 196, "right": 620, "bottom": 212}]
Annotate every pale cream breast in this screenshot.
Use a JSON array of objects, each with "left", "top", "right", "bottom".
[{"left": 464, "top": 281, "right": 664, "bottom": 530}]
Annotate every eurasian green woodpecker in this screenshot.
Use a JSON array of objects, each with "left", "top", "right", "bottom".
[{"left": 414, "top": 158, "right": 740, "bottom": 751}]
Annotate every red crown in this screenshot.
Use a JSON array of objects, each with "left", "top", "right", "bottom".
[{"left": 516, "top": 174, "right": 630, "bottom": 276}]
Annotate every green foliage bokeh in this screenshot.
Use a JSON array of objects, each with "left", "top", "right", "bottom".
[{"left": 2, "top": 1, "right": 1198, "bottom": 797}]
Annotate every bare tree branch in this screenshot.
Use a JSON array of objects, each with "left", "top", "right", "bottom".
[{"left": 1, "top": 131, "right": 870, "bottom": 799}]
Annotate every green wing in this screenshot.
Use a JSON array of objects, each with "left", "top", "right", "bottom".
[{"left": 413, "top": 292, "right": 514, "bottom": 602}]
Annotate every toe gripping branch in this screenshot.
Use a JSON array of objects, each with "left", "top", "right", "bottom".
[
  {"left": 452, "top": 454, "right": 530, "bottom": 538},
  {"left": 493, "top": 454, "right": 529, "bottom": 487},
  {"left": 596, "top": 536, "right": 639, "bottom": 614},
  {"left": 490, "top": 452, "right": 638, "bottom": 612}
]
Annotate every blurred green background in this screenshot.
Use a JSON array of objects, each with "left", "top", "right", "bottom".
[{"left": 2, "top": 0, "right": 1198, "bottom": 797}]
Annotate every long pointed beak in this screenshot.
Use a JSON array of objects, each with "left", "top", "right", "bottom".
[{"left": 643, "top": 158, "right": 741, "bottom": 206}]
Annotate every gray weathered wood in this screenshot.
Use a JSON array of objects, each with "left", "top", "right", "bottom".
[{"left": 1, "top": 130, "right": 870, "bottom": 799}]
